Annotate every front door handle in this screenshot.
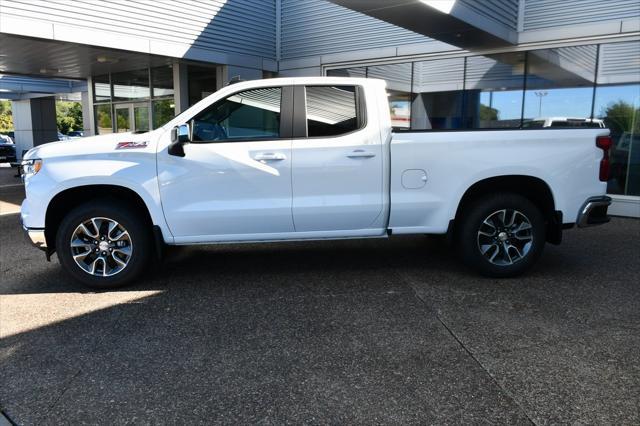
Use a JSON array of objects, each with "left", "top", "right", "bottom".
[
  {"left": 253, "top": 152, "right": 286, "bottom": 161},
  {"left": 347, "top": 149, "right": 376, "bottom": 159}
]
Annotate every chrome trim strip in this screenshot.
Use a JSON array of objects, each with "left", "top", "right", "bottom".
[
  {"left": 22, "top": 225, "right": 47, "bottom": 250},
  {"left": 577, "top": 196, "right": 612, "bottom": 228}
]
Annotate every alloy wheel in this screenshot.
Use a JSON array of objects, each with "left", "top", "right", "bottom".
[
  {"left": 69, "top": 217, "right": 133, "bottom": 277},
  {"left": 476, "top": 209, "right": 533, "bottom": 266}
]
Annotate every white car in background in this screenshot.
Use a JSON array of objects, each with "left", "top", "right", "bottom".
[
  {"left": 20, "top": 77, "right": 613, "bottom": 288},
  {"left": 524, "top": 117, "right": 606, "bottom": 128}
]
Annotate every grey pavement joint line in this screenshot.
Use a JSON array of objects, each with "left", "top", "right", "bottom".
[
  {"left": 45, "top": 369, "right": 83, "bottom": 416},
  {"left": 406, "top": 282, "right": 537, "bottom": 425},
  {"left": 435, "top": 309, "right": 537, "bottom": 426}
]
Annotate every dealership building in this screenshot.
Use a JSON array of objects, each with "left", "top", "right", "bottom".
[{"left": 0, "top": 0, "right": 638, "bottom": 216}]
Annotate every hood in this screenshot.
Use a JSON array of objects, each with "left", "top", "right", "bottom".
[{"left": 23, "top": 131, "right": 160, "bottom": 160}]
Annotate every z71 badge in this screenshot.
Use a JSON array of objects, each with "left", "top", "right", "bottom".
[{"left": 116, "top": 141, "right": 149, "bottom": 150}]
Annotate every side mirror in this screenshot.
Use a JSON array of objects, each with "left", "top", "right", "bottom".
[{"left": 168, "top": 123, "right": 191, "bottom": 157}]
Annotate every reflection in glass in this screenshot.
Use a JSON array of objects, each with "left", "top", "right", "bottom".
[
  {"left": 152, "top": 65, "right": 174, "bottom": 98},
  {"left": 192, "top": 87, "right": 281, "bottom": 141},
  {"left": 594, "top": 84, "right": 640, "bottom": 196},
  {"left": 306, "top": 86, "right": 359, "bottom": 137},
  {"left": 112, "top": 69, "right": 150, "bottom": 101},
  {"left": 134, "top": 105, "right": 150, "bottom": 132},
  {"left": 412, "top": 58, "right": 465, "bottom": 129},
  {"left": 188, "top": 65, "right": 217, "bottom": 106},
  {"left": 595, "top": 41, "right": 640, "bottom": 196},
  {"left": 115, "top": 107, "right": 131, "bottom": 133},
  {"left": 327, "top": 67, "right": 366, "bottom": 78},
  {"left": 93, "top": 74, "right": 111, "bottom": 102},
  {"left": 153, "top": 99, "right": 175, "bottom": 128},
  {"left": 369, "top": 63, "right": 412, "bottom": 128},
  {"left": 523, "top": 45, "right": 597, "bottom": 124},
  {"left": 464, "top": 52, "right": 525, "bottom": 128},
  {"left": 94, "top": 104, "right": 113, "bottom": 134}
]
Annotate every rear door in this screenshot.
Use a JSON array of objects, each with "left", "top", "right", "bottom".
[{"left": 290, "top": 84, "right": 384, "bottom": 233}]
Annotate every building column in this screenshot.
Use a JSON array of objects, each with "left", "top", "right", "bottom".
[
  {"left": 81, "top": 90, "right": 94, "bottom": 136},
  {"left": 172, "top": 61, "right": 189, "bottom": 114},
  {"left": 11, "top": 96, "right": 57, "bottom": 159}
]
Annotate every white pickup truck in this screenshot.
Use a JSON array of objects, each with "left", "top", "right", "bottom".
[{"left": 20, "top": 77, "right": 612, "bottom": 288}]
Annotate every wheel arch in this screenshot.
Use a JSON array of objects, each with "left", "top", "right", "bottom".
[
  {"left": 45, "top": 184, "right": 160, "bottom": 252},
  {"left": 451, "top": 175, "right": 563, "bottom": 244}
]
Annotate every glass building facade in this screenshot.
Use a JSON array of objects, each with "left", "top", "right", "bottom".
[
  {"left": 328, "top": 41, "right": 640, "bottom": 197},
  {"left": 93, "top": 65, "right": 175, "bottom": 135}
]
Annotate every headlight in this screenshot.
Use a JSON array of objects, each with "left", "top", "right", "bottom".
[{"left": 20, "top": 159, "right": 43, "bottom": 179}]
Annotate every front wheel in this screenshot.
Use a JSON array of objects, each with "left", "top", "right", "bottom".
[
  {"left": 455, "top": 193, "right": 546, "bottom": 278},
  {"left": 56, "top": 200, "right": 152, "bottom": 288}
]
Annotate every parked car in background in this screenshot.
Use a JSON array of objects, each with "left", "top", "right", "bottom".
[
  {"left": 57, "top": 132, "right": 70, "bottom": 141},
  {"left": 0, "top": 134, "right": 17, "bottom": 163},
  {"left": 20, "top": 77, "right": 612, "bottom": 288},
  {"left": 523, "top": 117, "right": 606, "bottom": 128},
  {"left": 67, "top": 131, "right": 84, "bottom": 138}
]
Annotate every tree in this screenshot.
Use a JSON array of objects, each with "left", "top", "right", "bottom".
[
  {"left": 600, "top": 101, "right": 640, "bottom": 135},
  {"left": 479, "top": 104, "right": 499, "bottom": 122},
  {"left": 56, "top": 101, "right": 84, "bottom": 134},
  {"left": 0, "top": 99, "right": 13, "bottom": 132}
]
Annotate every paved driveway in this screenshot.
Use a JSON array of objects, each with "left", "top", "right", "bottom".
[{"left": 1, "top": 168, "right": 639, "bottom": 424}]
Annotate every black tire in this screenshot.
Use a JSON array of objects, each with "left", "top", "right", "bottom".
[
  {"left": 455, "top": 193, "right": 546, "bottom": 278},
  {"left": 55, "top": 199, "right": 152, "bottom": 289}
]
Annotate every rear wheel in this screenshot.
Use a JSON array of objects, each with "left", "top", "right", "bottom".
[
  {"left": 56, "top": 200, "right": 152, "bottom": 288},
  {"left": 455, "top": 193, "right": 546, "bottom": 277}
]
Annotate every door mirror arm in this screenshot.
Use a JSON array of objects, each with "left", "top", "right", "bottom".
[{"left": 168, "top": 123, "right": 192, "bottom": 157}]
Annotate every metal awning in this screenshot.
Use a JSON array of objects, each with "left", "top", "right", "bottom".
[{"left": 327, "top": 0, "right": 516, "bottom": 49}]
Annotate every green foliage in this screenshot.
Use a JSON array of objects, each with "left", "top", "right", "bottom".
[
  {"left": 56, "top": 101, "right": 84, "bottom": 134},
  {"left": 480, "top": 104, "right": 499, "bottom": 122},
  {"left": 153, "top": 100, "right": 175, "bottom": 128},
  {"left": 600, "top": 101, "right": 640, "bottom": 135},
  {"left": 0, "top": 99, "right": 13, "bottom": 132}
]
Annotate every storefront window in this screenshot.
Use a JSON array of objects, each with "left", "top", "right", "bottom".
[
  {"left": 594, "top": 41, "right": 640, "bottom": 196},
  {"left": 153, "top": 99, "right": 175, "bottom": 128},
  {"left": 523, "top": 45, "right": 597, "bottom": 124},
  {"left": 188, "top": 65, "right": 217, "bottom": 106},
  {"left": 412, "top": 58, "right": 465, "bottom": 129},
  {"left": 327, "top": 67, "right": 366, "bottom": 78},
  {"left": 112, "top": 69, "right": 150, "bottom": 101},
  {"left": 152, "top": 65, "right": 174, "bottom": 98},
  {"left": 93, "top": 74, "right": 111, "bottom": 102},
  {"left": 464, "top": 52, "right": 525, "bottom": 128},
  {"left": 92, "top": 65, "right": 180, "bottom": 133},
  {"left": 94, "top": 104, "right": 113, "bottom": 134},
  {"left": 368, "top": 63, "right": 412, "bottom": 128}
]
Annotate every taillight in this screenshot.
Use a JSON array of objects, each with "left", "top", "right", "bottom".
[{"left": 596, "top": 135, "right": 612, "bottom": 182}]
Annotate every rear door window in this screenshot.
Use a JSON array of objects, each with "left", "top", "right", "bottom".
[{"left": 305, "top": 86, "right": 363, "bottom": 137}]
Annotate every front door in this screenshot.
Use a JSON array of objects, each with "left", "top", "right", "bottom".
[
  {"left": 291, "top": 85, "right": 384, "bottom": 233},
  {"left": 157, "top": 86, "right": 294, "bottom": 241}
]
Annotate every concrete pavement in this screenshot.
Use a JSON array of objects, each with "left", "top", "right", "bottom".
[{"left": 1, "top": 167, "right": 638, "bottom": 424}]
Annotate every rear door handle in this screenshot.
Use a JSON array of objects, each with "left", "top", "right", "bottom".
[
  {"left": 347, "top": 149, "right": 376, "bottom": 159},
  {"left": 253, "top": 152, "right": 286, "bottom": 161}
]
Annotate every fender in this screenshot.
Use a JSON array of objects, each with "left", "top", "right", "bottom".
[{"left": 447, "top": 167, "right": 559, "bottom": 223}]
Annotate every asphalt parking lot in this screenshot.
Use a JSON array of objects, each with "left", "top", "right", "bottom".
[{"left": 1, "top": 166, "right": 639, "bottom": 424}]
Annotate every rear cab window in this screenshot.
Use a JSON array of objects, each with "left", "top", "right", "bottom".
[{"left": 304, "top": 85, "right": 365, "bottom": 137}]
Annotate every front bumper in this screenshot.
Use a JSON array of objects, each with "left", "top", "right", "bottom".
[
  {"left": 577, "top": 196, "right": 612, "bottom": 228},
  {"left": 22, "top": 225, "right": 47, "bottom": 251}
]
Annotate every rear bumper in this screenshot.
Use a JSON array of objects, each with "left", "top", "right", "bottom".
[{"left": 577, "top": 196, "right": 611, "bottom": 228}]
